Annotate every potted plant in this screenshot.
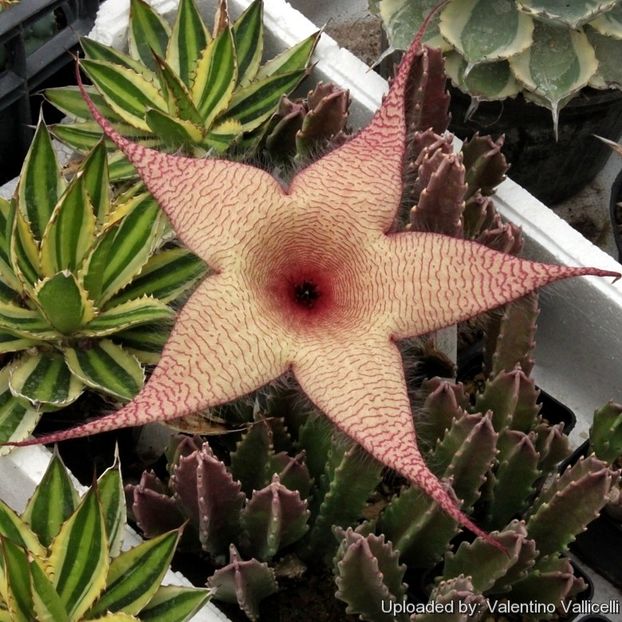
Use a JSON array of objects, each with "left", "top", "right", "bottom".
[
  {"left": 0, "top": 449, "right": 212, "bottom": 620},
  {"left": 373, "top": 0, "right": 622, "bottom": 204}
]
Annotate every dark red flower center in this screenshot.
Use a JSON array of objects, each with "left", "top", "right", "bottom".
[{"left": 293, "top": 279, "right": 321, "bottom": 309}]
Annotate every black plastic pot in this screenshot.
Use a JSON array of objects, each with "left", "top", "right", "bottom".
[
  {"left": 448, "top": 87, "right": 622, "bottom": 206},
  {"left": 562, "top": 441, "right": 622, "bottom": 590},
  {"left": 0, "top": 0, "right": 98, "bottom": 184}
]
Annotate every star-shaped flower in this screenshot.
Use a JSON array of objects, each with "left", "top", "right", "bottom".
[{"left": 12, "top": 33, "right": 618, "bottom": 545}]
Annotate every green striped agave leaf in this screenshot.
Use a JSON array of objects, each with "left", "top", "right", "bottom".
[
  {"left": 232, "top": 0, "right": 264, "bottom": 86},
  {"left": 0, "top": 536, "right": 32, "bottom": 621},
  {"left": 64, "top": 340, "right": 144, "bottom": 400},
  {"left": 139, "top": 585, "right": 212, "bottom": 622},
  {"left": 39, "top": 177, "right": 97, "bottom": 276},
  {"left": 165, "top": 0, "right": 210, "bottom": 86},
  {"left": 81, "top": 59, "right": 168, "bottom": 132},
  {"left": 191, "top": 26, "right": 237, "bottom": 126},
  {"left": 83, "top": 193, "right": 163, "bottom": 305},
  {"left": 87, "top": 530, "right": 181, "bottom": 617},
  {"left": 0, "top": 368, "right": 41, "bottom": 453},
  {"left": 97, "top": 458, "right": 126, "bottom": 557},
  {"left": 439, "top": 0, "right": 534, "bottom": 65},
  {"left": 81, "top": 298, "right": 174, "bottom": 337},
  {"left": 128, "top": 0, "right": 171, "bottom": 71},
  {"left": 22, "top": 452, "right": 79, "bottom": 547},
  {"left": 45, "top": 85, "right": 121, "bottom": 123},
  {"left": 114, "top": 324, "right": 171, "bottom": 365},
  {"left": 110, "top": 247, "right": 206, "bottom": 305},
  {"left": 48, "top": 486, "right": 109, "bottom": 620},
  {"left": 0, "top": 200, "right": 22, "bottom": 294},
  {"left": 16, "top": 121, "right": 65, "bottom": 241},
  {"left": 10, "top": 208, "right": 41, "bottom": 288},
  {"left": 0, "top": 301, "right": 56, "bottom": 340},
  {"left": 47, "top": 0, "right": 318, "bottom": 173},
  {"left": 0, "top": 455, "right": 208, "bottom": 621},
  {"left": 30, "top": 557, "right": 70, "bottom": 622},
  {"left": 8, "top": 351, "right": 84, "bottom": 408}
]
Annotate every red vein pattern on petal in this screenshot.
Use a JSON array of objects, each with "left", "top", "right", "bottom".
[
  {"left": 76, "top": 65, "right": 285, "bottom": 269},
  {"left": 14, "top": 273, "right": 291, "bottom": 446},
  {"left": 381, "top": 232, "right": 621, "bottom": 339},
  {"left": 292, "top": 337, "right": 499, "bottom": 547}
]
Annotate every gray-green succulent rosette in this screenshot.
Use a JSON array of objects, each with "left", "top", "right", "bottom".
[{"left": 374, "top": 0, "right": 622, "bottom": 132}]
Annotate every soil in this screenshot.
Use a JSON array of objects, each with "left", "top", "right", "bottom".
[{"left": 325, "top": 16, "right": 384, "bottom": 67}]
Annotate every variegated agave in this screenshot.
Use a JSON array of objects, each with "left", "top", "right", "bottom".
[
  {"left": 375, "top": 0, "right": 622, "bottom": 131},
  {"left": 0, "top": 121, "right": 205, "bottom": 449},
  {"left": 0, "top": 452, "right": 210, "bottom": 621},
  {"left": 45, "top": 0, "right": 319, "bottom": 180}
]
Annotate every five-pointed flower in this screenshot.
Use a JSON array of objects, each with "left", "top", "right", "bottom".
[{"left": 11, "top": 32, "right": 619, "bottom": 545}]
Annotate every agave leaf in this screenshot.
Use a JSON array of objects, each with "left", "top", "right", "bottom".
[
  {"left": 0, "top": 200, "right": 21, "bottom": 293},
  {"left": 82, "top": 298, "right": 173, "bottom": 337},
  {"left": 586, "top": 26, "right": 622, "bottom": 89},
  {"left": 0, "top": 537, "right": 32, "bottom": 621},
  {"left": 440, "top": 0, "right": 534, "bottom": 64},
  {"left": 30, "top": 557, "right": 69, "bottom": 622},
  {"left": 114, "top": 324, "right": 171, "bottom": 365},
  {"left": 109, "top": 248, "right": 205, "bottom": 306},
  {"left": 255, "top": 32, "right": 317, "bottom": 80},
  {"left": 82, "top": 141, "right": 111, "bottom": 226},
  {"left": 39, "top": 177, "right": 96, "bottom": 276},
  {"left": 0, "top": 488, "right": 44, "bottom": 558},
  {"left": 232, "top": 0, "right": 263, "bottom": 86},
  {"left": 378, "top": 0, "right": 450, "bottom": 51},
  {"left": 0, "top": 302, "right": 55, "bottom": 340},
  {"left": 445, "top": 53, "right": 521, "bottom": 100},
  {"left": 203, "top": 119, "right": 243, "bottom": 151},
  {"left": 226, "top": 69, "right": 309, "bottom": 133},
  {"left": 510, "top": 20, "right": 597, "bottom": 130},
  {"left": 11, "top": 209, "right": 41, "bottom": 287},
  {"left": 9, "top": 351, "right": 84, "bottom": 408},
  {"left": 165, "top": 0, "right": 210, "bottom": 86},
  {"left": 88, "top": 614, "right": 139, "bottom": 621},
  {"left": 81, "top": 59, "right": 167, "bottom": 131},
  {"left": 22, "top": 452, "right": 79, "bottom": 547},
  {"left": 145, "top": 109, "right": 205, "bottom": 149},
  {"left": 152, "top": 55, "right": 203, "bottom": 125},
  {"left": 191, "top": 27, "right": 237, "bottom": 126},
  {"left": 81, "top": 36, "right": 156, "bottom": 78},
  {"left": 64, "top": 340, "right": 144, "bottom": 400},
  {"left": 517, "top": 0, "right": 619, "bottom": 29},
  {"left": 0, "top": 380, "right": 40, "bottom": 453},
  {"left": 50, "top": 122, "right": 139, "bottom": 153},
  {"left": 138, "top": 585, "right": 211, "bottom": 622},
  {"left": 0, "top": 332, "right": 39, "bottom": 355},
  {"left": 44, "top": 85, "right": 121, "bottom": 123},
  {"left": 128, "top": 0, "right": 171, "bottom": 71},
  {"left": 49, "top": 487, "right": 109, "bottom": 620},
  {"left": 87, "top": 193, "right": 162, "bottom": 304},
  {"left": 34, "top": 273, "right": 95, "bottom": 334},
  {"left": 88, "top": 530, "right": 180, "bottom": 617},
  {"left": 589, "top": 3, "right": 622, "bottom": 37},
  {"left": 96, "top": 458, "right": 126, "bottom": 557},
  {"left": 16, "top": 121, "right": 64, "bottom": 240}
]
